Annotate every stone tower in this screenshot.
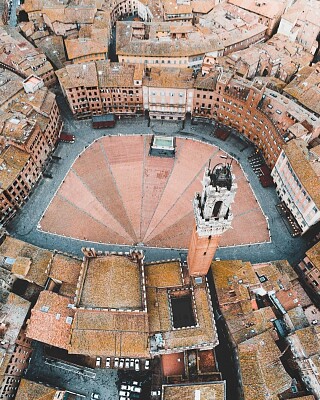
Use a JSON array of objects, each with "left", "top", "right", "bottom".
[{"left": 188, "top": 162, "right": 237, "bottom": 276}]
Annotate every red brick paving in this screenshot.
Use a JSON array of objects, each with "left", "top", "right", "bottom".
[
  {"left": 140, "top": 139, "right": 175, "bottom": 240},
  {"left": 40, "top": 135, "right": 269, "bottom": 248},
  {"left": 101, "top": 136, "right": 145, "bottom": 241},
  {"left": 72, "top": 142, "right": 136, "bottom": 240},
  {"left": 41, "top": 195, "right": 129, "bottom": 244},
  {"left": 149, "top": 212, "right": 194, "bottom": 248},
  {"left": 146, "top": 145, "right": 222, "bottom": 243},
  {"left": 144, "top": 139, "right": 216, "bottom": 240},
  {"left": 58, "top": 170, "right": 132, "bottom": 242}
]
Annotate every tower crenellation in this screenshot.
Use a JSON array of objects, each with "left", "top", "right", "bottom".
[
  {"left": 188, "top": 162, "right": 237, "bottom": 276},
  {"left": 195, "top": 163, "right": 237, "bottom": 237}
]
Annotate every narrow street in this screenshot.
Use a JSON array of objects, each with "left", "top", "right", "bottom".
[
  {"left": 25, "top": 341, "right": 118, "bottom": 400},
  {"left": 7, "top": 115, "right": 310, "bottom": 266}
]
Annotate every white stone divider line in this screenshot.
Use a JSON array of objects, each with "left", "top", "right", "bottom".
[
  {"left": 35, "top": 132, "right": 271, "bottom": 250},
  {"left": 44, "top": 359, "right": 96, "bottom": 379}
]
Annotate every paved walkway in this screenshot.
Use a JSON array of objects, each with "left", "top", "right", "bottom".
[
  {"left": 39, "top": 135, "right": 268, "bottom": 249},
  {"left": 7, "top": 108, "right": 310, "bottom": 266}
]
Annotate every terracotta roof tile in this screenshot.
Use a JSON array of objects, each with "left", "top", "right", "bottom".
[
  {"left": 145, "top": 261, "right": 183, "bottom": 287},
  {"left": 162, "top": 285, "right": 218, "bottom": 350},
  {"left": 79, "top": 255, "right": 143, "bottom": 309},
  {"left": 191, "top": 0, "right": 215, "bottom": 14},
  {"left": 228, "top": 0, "right": 286, "bottom": 19},
  {"left": 252, "top": 260, "right": 297, "bottom": 292},
  {"left": 306, "top": 241, "right": 320, "bottom": 271},
  {"left": 96, "top": 61, "right": 138, "bottom": 87},
  {"left": 56, "top": 62, "right": 98, "bottom": 89},
  {"left": 10, "top": 256, "right": 31, "bottom": 277},
  {"left": 143, "top": 67, "right": 194, "bottom": 89},
  {"left": 26, "top": 291, "right": 74, "bottom": 349},
  {"left": 49, "top": 253, "right": 82, "bottom": 297},
  {"left": 15, "top": 379, "right": 56, "bottom": 400},
  {"left": 69, "top": 309, "right": 149, "bottom": 357},
  {"left": 162, "top": 382, "right": 226, "bottom": 400},
  {"left": 64, "top": 28, "right": 109, "bottom": 60},
  {"left": 239, "top": 331, "right": 291, "bottom": 399},
  {"left": 284, "top": 139, "right": 320, "bottom": 208},
  {"left": 284, "top": 63, "right": 320, "bottom": 115},
  {"left": 211, "top": 260, "right": 260, "bottom": 305},
  {"left": 0, "top": 236, "right": 53, "bottom": 286},
  {"left": 162, "top": 0, "right": 192, "bottom": 15},
  {"left": 147, "top": 287, "right": 171, "bottom": 332},
  {"left": 0, "top": 147, "right": 30, "bottom": 191},
  {"left": 225, "top": 306, "right": 276, "bottom": 344},
  {"left": 116, "top": 21, "right": 224, "bottom": 57},
  {"left": 294, "top": 326, "right": 320, "bottom": 357}
]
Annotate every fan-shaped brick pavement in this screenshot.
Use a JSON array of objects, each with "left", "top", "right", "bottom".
[{"left": 39, "top": 135, "right": 269, "bottom": 248}]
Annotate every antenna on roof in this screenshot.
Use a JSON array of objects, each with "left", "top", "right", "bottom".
[{"left": 208, "top": 159, "right": 211, "bottom": 169}]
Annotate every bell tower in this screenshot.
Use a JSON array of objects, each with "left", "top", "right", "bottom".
[{"left": 188, "top": 162, "right": 237, "bottom": 276}]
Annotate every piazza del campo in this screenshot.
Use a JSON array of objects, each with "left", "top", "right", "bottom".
[{"left": 0, "top": 0, "right": 320, "bottom": 399}]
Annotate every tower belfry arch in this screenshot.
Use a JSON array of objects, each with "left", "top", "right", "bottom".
[{"left": 187, "top": 161, "right": 237, "bottom": 276}]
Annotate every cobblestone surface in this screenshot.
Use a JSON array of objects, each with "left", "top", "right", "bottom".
[{"left": 7, "top": 98, "right": 310, "bottom": 266}]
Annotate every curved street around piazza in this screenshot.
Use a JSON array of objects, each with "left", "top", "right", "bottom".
[{"left": 7, "top": 98, "right": 311, "bottom": 266}]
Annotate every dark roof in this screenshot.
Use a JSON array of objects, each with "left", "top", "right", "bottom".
[{"left": 92, "top": 114, "right": 116, "bottom": 122}]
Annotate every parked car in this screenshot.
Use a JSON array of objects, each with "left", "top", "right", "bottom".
[
  {"left": 119, "top": 358, "right": 124, "bottom": 368},
  {"left": 134, "top": 359, "right": 140, "bottom": 371},
  {"left": 96, "top": 357, "right": 101, "bottom": 367},
  {"left": 91, "top": 393, "right": 100, "bottom": 399},
  {"left": 106, "top": 357, "right": 111, "bottom": 368},
  {"left": 145, "top": 359, "right": 150, "bottom": 370},
  {"left": 119, "top": 390, "right": 130, "bottom": 397},
  {"left": 130, "top": 359, "right": 134, "bottom": 368},
  {"left": 114, "top": 357, "right": 119, "bottom": 368},
  {"left": 125, "top": 358, "right": 130, "bottom": 369}
]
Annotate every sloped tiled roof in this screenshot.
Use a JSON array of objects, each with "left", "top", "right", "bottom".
[
  {"left": 0, "top": 236, "right": 53, "bottom": 286},
  {"left": 163, "top": 382, "right": 226, "bottom": 400},
  {"left": 239, "top": 331, "right": 292, "bottom": 400},
  {"left": 69, "top": 309, "right": 149, "bottom": 357},
  {"left": 284, "top": 139, "right": 320, "bottom": 208},
  {"left": 26, "top": 291, "right": 74, "bottom": 350},
  {"left": 15, "top": 379, "right": 56, "bottom": 400}
]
